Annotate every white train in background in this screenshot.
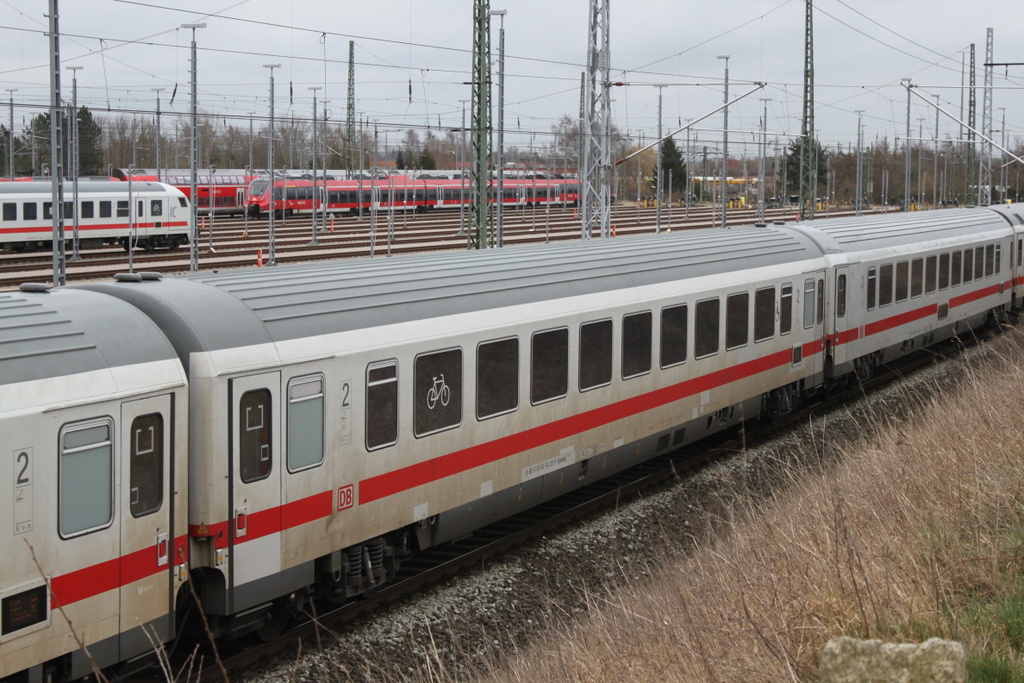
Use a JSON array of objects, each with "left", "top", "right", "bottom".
[
  {"left": 2, "top": 204, "right": 1023, "bottom": 682},
  {"left": 0, "top": 180, "right": 190, "bottom": 253}
]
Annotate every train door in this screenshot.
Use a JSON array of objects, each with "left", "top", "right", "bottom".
[
  {"left": 236, "top": 187, "right": 246, "bottom": 212},
  {"left": 228, "top": 372, "right": 282, "bottom": 610},
  {"left": 800, "top": 271, "right": 827, "bottom": 380},
  {"left": 118, "top": 394, "right": 174, "bottom": 658},
  {"left": 829, "top": 266, "right": 850, "bottom": 376}
]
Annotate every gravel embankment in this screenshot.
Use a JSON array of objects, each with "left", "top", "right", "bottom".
[{"left": 246, "top": 340, "right": 991, "bottom": 683}]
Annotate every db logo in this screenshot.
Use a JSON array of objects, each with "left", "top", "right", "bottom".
[{"left": 337, "top": 485, "right": 355, "bottom": 511}]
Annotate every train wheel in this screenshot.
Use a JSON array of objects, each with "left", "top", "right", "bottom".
[
  {"left": 144, "top": 239, "right": 157, "bottom": 252},
  {"left": 168, "top": 237, "right": 181, "bottom": 250}
]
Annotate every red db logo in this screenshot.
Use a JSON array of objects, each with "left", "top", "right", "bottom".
[{"left": 337, "top": 485, "right": 355, "bottom": 511}]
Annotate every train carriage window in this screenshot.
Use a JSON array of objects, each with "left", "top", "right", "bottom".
[
  {"left": 985, "top": 244, "right": 995, "bottom": 277},
  {"left": 695, "top": 298, "right": 720, "bottom": 359},
  {"left": 925, "top": 256, "right": 937, "bottom": 294},
  {"left": 879, "top": 264, "right": 894, "bottom": 306},
  {"left": 754, "top": 288, "right": 776, "bottom": 340},
  {"left": 366, "top": 362, "right": 399, "bottom": 450},
  {"left": 975, "top": 247, "right": 985, "bottom": 279},
  {"left": 2, "top": 202, "right": 16, "bottom": 221},
  {"left": 100, "top": 201, "right": 112, "bottom": 218},
  {"left": 803, "top": 279, "right": 816, "bottom": 328},
  {"left": 43, "top": 202, "right": 51, "bottom": 219},
  {"left": 835, "top": 276, "right": 847, "bottom": 319},
  {"left": 939, "top": 254, "right": 950, "bottom": 289},
  {"left": 1018, "top": 240, "right": 1022, "bottom": 268},
  {"left": 996, "top": 244, "right": 1002, "bottom": 274},
  {"left": 622, "top": 312, "right": 653, "bottom": 378},
  {"left": 780, "top": 284, "right": 793, "bottom": 335},
  {"left": 580, "top": 320, "right": 613, "bottom": 390},
  {"left": 660, "top": 304, "right": 688, "bottom": 368},
  {"left": 911, "top": 259, "right": 924, "bottom": 298},
  {"left": 414, "top": 349, "right": 463, "bottom": 437},
  {"left": 531, "top": 328, "right": 569, "bottom": 405},
  {"left": 150, "top": 200, "right": 163, "bottom": 217},
  {"left": 129, "top": 413, "right": 163, "bottom": 517},
  {"left": 80, "top": 201, "right": 93, "bottom": 219},
  {"left": 867, "top": 268, "right": 877, "bottom": 310},
  {"left": 478, "top": 337, "right": 519, "bottom": 419},
  {"left": 816, "top": 278, "right": 825, "bottom": 324},
  {"left": 726, "top": 293, "right": 749, "bottom": 350},
  {"left": 895, "top": 262, "right": 909, "bottom": 302},
  {"left": 137, "top": 200, "right": 144, "bottom": 218},
  {"left": 59, "top": 419, "right": 113, "bottom": 538},
  {"left": 23, "top": 203, "right": 37, "bottom": 220},
  {"left": 963, "top": 249, "right": 973, "bottom": 283},
  {"left": 239, "top": 389, "right": 273, "bottom": 482},
  {"left": 116, "top": 200, "right": 129, "bottom": 218},
  {"left": 287, "top": 376, "right": 324, "bottom": 471},
  {"left": 951, "top": 252, "right": 962, "bottom": 287}
]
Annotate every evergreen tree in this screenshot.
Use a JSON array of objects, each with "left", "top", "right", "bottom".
[
  {"left": 657, "top": 137, "right": 687, "bottom": 196},
  {"left": 783, "top": 136, "right": 829, "bottom": 196}
]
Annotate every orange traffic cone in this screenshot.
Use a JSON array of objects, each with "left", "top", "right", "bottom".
[
  {"left": 612, "top": 225, "right": 617, "bottom": 237},
  {"left": 199, "top": 216, "right": 206, "bottom": 234},
  {"left": 257, "top": 248, "right": 263, "bottom": 267}
]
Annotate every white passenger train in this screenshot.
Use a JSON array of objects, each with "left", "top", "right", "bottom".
[
  {"left": 2, "top": 205, "right": 1022, "bottom": 681},
  {"left": 0, "top": 181, "right": 190, "bottom": 253}
]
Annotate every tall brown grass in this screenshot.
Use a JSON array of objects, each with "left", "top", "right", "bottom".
[{"left": 474, "top": 331, "right": 1024, "bottom": 682}]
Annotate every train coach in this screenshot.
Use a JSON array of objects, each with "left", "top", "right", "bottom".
[
  {"left": 2, "top": 205, "right": 1023, "bottom": 682},
  {"left": 0, "top": 181, "right": 191, "bottom": 253}
]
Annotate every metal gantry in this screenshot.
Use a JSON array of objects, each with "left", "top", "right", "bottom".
[
  {"left": 48, "top": 0, "right": 66, "bottom": 287},
  {"left": 582, "top": 0, "right": 611, "bottom": 240},
  {"left": 67, "top": 65, "right": 82, "bottom": 261},
  {"left": 491, "top": 9, "right": 507, "bottom": 248},
  {"left": 265, "top": 63, "right": 281, "bottom": 265},
  {"left": 347, "top": 40, "right": 356, "bottom": 177},
  {"left": 798, "top": 0, "right": 815, "bottom": 221},
  {"left": 183, "top": 21, "right": 205, "bottom": 272},
  {"left": 469, "top": 0, "right": 492, "bottom": 250},
  {"left": 979, "top": 27, "right": 994, "bottom": 206}
]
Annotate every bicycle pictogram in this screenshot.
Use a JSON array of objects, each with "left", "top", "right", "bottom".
[{"left": 426, "top": 374, "right": 450, "bottom": 410}]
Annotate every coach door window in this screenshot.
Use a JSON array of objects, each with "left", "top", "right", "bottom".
[
  {"left": 366, "top": 362, "right": 398, "bottom": 450},
  {"left": 59, "top": 419, "right": 113, "bottom": 538},
  {"left": 81, "top": 201, "right": 94, "bottom": 219},
  {"left": 802, "top": 279, "right": 815, "bottom": 329},
  {"left": 580, "top": 320, "right": 613, "bottom": 390},
  {"left": 287, "top": 376, "right": 324, "bottom": 471},
  {"left": 415, "top": 349, "right": 462, "bottom": 437},
  {"left": 951, "top": 252, "right": 962, "bottom": 287},
  {"left": 478, "top": 338, "right": 519, "bottom": 419},
  {"left": 835, "top": 276, "right": 847, "bottom": 319},
  {"left": 939, "top": 254, "right": 950, "bottom": 289},
  {"left": 660, "top": 304, "right": 688, "bottom": 368},
  {"left": 925, "top": 256, "right": 937, "bottom": 294},
  {"left": 895, "top": 262, "right": 909, "bottom": 302},
  {"left": 780, "top": 284, "right": 793, "bottom": 335},
  {"left": 129, "top": 413, "right": 163, "bottom": 517},
  {"left": 100, "top": 201, "right": 112, "bottom": 218},
  {"left": 975, "top": 247, "right": 985, "bottom": 279},
  {"left": 117, "top": 200, "right": 129, "bottom": 218},
  {"left": 726, "top": 293, "right": 749, "bottom": 351},
  {"left": 531, "top": 328, "right": 569, "bottom": 405},
  {"left": 866, "top": 268, "right": 877, "bottom": 310},
  {"left": 879, "top": 265, "right": 894, "bottom": 306},
  {"left": 695, "top": 298, "right": 720, "bottom": 359},
  {"left": 911, "top": 259, "right": 924, "bottom": 298},
  {"left": 755, "top": 287, "right": 776, "bottom": 340},
  {"left": 985, "top": 245, "right": 995, "bottom": 277},
  {"left": 963, "top": 249, "right": 973, "bottom": 283},
  {"left": 239, "top": 389, "right": 272, "bottom": 482},
  {"left": 622, "top": 312, "right": 652, "bottom": 378},
  {"left": 996, "top": 245, "right": 1002, "bottom": 274},
  {"left": 2, "top": 203, "right": 15, "bottom": 221},
  {"left": 816, "top": 279, "right": 825, "bottom": 324}
]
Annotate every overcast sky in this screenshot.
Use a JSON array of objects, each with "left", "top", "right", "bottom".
[{"left": 1, "top": 0, "right": 1022, "bottom": 164}]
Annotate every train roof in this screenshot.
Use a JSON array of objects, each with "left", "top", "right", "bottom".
[
  {"left": 0, "top": 180, "right": 174, "bottom": 196},
  {"left": 0, "top": 286, "right": 179, "bottom": 387},
  {"left": 79, "top": 226, "right": 822, "bottom": 368}
]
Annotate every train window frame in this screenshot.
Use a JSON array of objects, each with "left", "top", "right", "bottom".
[
  {"left": 895, "top": 261, "right": 909, "bottom": 302},
  {"left": 150, "top": 199, "right": 163, "bottom": 217},
  {"left": 694, "top": 297, "right": 720, "bottom": 359},
  {"left": 477, "top": 337, "right": 519, "bottom": 420},
  {"left": 2, "top": 202, "right": 16, "bottom": 221},
  {"left": 963, "top": 249, "right": 973, "bottom": 283},
  {"left": 621, "top": 311, "right": 653, "bottom": 380},
  {"left": 660, "top": 304, "right": 688, "bottom": 368},
  {"left": 802, "top": 278, "right": 815, "bottom": 329},
  {"left": 996, "top": 244, "right": 1002, "bottom": 274},
  {"left": 975, "top": 247, "right": 985, "bottom": 280},
  {"left": 911, "top": 259, "right": 924, "bottom": 298},
  {"left": 835, "top": 275, "right": 847, "bottom": 319},
  {"left": 58, "top": 418, "right": 114, "bottom": 539},
  {"left": 985, "top": 244, "right": 995, "bottom": 277},
  {"left": 780, "top": 283, "right": 793, "bottom": 335},
  {"left": 726, "top": 292, "right": 749, "bottom": 351},
  {"left": 100, "top": 201, "right": 112, "bottom": 218},
  {"left": 239, "top": 388, "right": 273, "bottom": 483},
  {"left": 580, "top": 319, "right": 613, "bottom": 391},
  {"left": 366, "top": 360, "right": 399, "bottom": 451},
  {"left": 116, "top": 200, "right": 129, "bottom": 218},
  {"left": 286, "top": 375, "right": 325, "bottom": 472},
  {"left": 23, "top": 203, "right": 37, "bottom": 221},
  {"left": 816, "top": 278, "right": 824, "bottom": 325},
  {"left": 925, "top": 255, "right": 937, "bottom": 294},
  {"left": 129, "top": 413, "right": 164, "bottom": 518},
  {"left": 414, "top": 348, "right": 464, "bottom": 438},
  {"left": 531, "top": 327, "right": 569, "bottom": 406},
  {"left": 951, "top": 251, "right": 962, "bottom": 287},
  {"left": 867, "top": 267, "right": 877, "bottom": 310},
  {"left": 938, "top": 253, "right": 950, "bottom": 290},
  {"left": 80, "top": 201, "right": 93, "bottom": 219},
  {"left": 879, "top": 264, "right": 894, "bottom": 306}
]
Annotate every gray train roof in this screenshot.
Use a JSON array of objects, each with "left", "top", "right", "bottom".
[
  {"left": 0, "top": 180, "right": 170, "bottom": 196},
  {"left": 784, "top": 207, "right": 1011, "bottom": 253},
  {"left": 0, "top": 286, "right": 179, "bottom": 387},
  {"left": 79, "top": 226, "right": 823, "bottom": 367}
]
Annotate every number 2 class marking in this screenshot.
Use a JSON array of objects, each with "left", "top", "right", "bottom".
[{"left": 16, "top": 451, "right": 30, "bottom": 485}]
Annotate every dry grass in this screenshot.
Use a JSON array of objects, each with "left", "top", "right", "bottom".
[{"left": 469, "top": 331, "right": 1024, "bottom": 683}]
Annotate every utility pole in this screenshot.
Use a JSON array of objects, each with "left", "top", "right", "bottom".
[
  {"left": 67, "top": 65, "right": 82, "bottom": 261},
  {"left": 48, "top": 0, "right": 66, "bottom": 287},
  {"left": 153, "top": 88, "right": 163, "bottom": 181},
  {"left": 491, "top": 9, "right": 506, "bottom": 247},
  {"left": 903, "top": 79, "right": 912, "bottom": 211},
  {"left": 967, "top": 43, "right": 976, "bottom": 203},
  {"left": 183, "top": 22, "right": 205, "bottom": 272},
  {"left": 855, "top": 110, "right": 863, "bottom": 215},
  {"left": 469, "top": 0, "right": 492, "bottom": 249},
  {"left": 999, "top": 107, "right": 1006, "bottom": 204},
  {"left": 798, "top": 0, "right": 815, "bottom": 221},
  {"left": 582, "top": 0, "right": 611, "bottom": 239},
  {"left": 933, "top": 95, "right": 940, "bottom": 208},
  {"left": 979, "top": 27, "right": 993, "bottom": 206},
  {"left": 758, "top": 98, "right": 770, "bottom": 222},
  {"left": 309, "top": 86, "right": 321, "bottom": 245},
  {"left": 265, "top": 63, "right": 281, "bottom": 265},
  {"left": 6, "top": 89, "right": 15, "bottom": 179},
  {"left": 656, "top": 84, "right": 666, "bottom": 233},
  {"left": 347, "top": 40, "right": 356, "bottom": 177},
  {"left": 718, "top": 55, "right": 730, "bottom": 228}
]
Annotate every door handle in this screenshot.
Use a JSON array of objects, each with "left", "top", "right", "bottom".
[
  {"left": 235, "top": 506, "right": 248, "bottom": 538},
  {"left": 156, "top": 532, "right": 169, "bottom": 567}
]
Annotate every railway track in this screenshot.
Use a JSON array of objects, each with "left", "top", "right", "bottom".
[{"left": 0, "top": 205, "right": 889, "bottom": 289}]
